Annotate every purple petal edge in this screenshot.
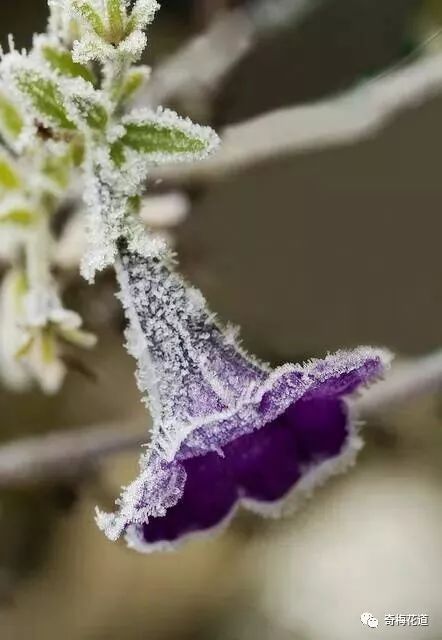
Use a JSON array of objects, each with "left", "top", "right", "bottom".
[{"left": 116, "top": 347, "right": 391, "bottom": 553}]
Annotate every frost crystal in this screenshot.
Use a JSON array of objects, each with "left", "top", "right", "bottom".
[{"left": 96, "top": 244, "right": 392, "bottom": 550}]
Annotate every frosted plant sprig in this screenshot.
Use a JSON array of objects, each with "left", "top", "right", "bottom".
[
  {"left": 0, "top": 0, "right": 393, "bottom": 553},
  {"left": 68, "top": 0, "right": 160, "bottom": 65},
  {"left": 0, "top": 71, "right": 95, "bottom": 392},
  {"left": 0, "top": 0, "right": 218, "bottom": 391}
]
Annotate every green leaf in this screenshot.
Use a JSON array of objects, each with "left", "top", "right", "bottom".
[
  {"left": 106, "top": 0, "right": 125, "bottom": 43},
  {"left": 121, "top": 121, "right": 206, "bottom": 155},
  {"left": 71, "top": 139, "right": 85, "bottom": 166},
  {"left": 110, "top": 139, "right": 126, "bottom": 166},
  {"left": 0, "top": 206, "right": 37, "bottom": 226},
  {"left": 41, "top": 153, "right": 71, "bottom": 189},
  {"left": 0, "top": 93, "right": 23, "bottom": 141},
  {"left": 15, "top": 70, "right": 75, "bottom": 130},
  {"left": 0, "top": 155, "right": 21, "bottom": 190},
  {"left": 115, "top": 68, "right": 146, "bottom": 104},
  {"left": 42, "top": 45, "right": 96, "bottom": 85},
  {"left": 72, "top": 1, "right": 107, "bottom": 38},
  {"left": 110, "top": 111, "right": 219, "bottom": 165},
  {"left": 70, "top": 95, "right": 108, "bottom": 131}
]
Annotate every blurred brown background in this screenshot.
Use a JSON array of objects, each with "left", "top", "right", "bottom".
[{"left": 0, "top": 1, "right": 441, "bottom": 639}]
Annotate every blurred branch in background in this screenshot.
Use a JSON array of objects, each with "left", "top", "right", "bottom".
[
  {"left": 141, "top": 0, "right": 317, "bottom": 107},
  {"left": 0, "top": 351, "right": 441, "bottom": 488},
  {"left": 356, "top": 350, "right": 442, "bottom": 417},
  {"left": 151, "top": 50, "right": 442, "bottom": 186}
]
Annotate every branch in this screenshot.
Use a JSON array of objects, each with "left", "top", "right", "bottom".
[
  {"left": 140, "top": 0, "right": 316, "bottom": 107},
  {"left": 0, "top": 422, "right": 145, "bottom": 486},
  {"left": 150, "top": 52, "right": 442, "bottom": 185},
  {"left": 0, "top": 351, "right": 441, "bottom": 486},
  {"left": 355, "top": 350, "right": 442, "bottom": 417}
]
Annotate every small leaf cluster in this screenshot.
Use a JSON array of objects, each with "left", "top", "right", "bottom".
[{"left": 0, "top": 0, "right": 219, "bottom": 393}]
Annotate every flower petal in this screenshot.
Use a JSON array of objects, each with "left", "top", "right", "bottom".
[
  {"left": 135, "top": 453, "right": 237, "bottom": 549},
  {"left": 126, "top": 396, "right": 354, "bottom": 550}
]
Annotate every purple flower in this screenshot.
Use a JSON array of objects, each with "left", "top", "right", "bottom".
[{"left": 96, "top": 247, "right": 391, "bottom": 552}]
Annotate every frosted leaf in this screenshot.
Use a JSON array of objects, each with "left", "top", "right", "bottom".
[
  {"left": 70, "top": 0, "right": 107, "bottom": 39},
  {"left": 63, "top": 77, "right": 110, "bottom": 132},
  {"left": 112, "top": 107, "right": 221, "bottom": 165},
  {"left": 0, "top": 149, "right": 22, "bottom": 192},
  {"left": 1, "top": 51, "right": 76, "bottom": 132},
  {"left": 0, "top": 270, "right": 32, "bottom": 391},
  {"left": 0, "top": 194, "right": 40, "bottom": 226},
  {"left": 118, "top": 29, "right": 147, "bottom": 61},
  {"left": 114, "top": 65, "right": 151, "bottom": 105},
  {"left": 67, "top": 0, "right": 158, "bottom": 65},
  {"left": 4, "top": 279, "right": 97, "bottom": 394},
  {"left": 127, "top": 0, "right": 160, "bottom": 32},
  {"left": 0, "top": 86, "right": 31, "bottom": 153},
  {"left": 35, "top": 142, "right": 77, "bottom": 195},
  {"left": 71, "top": 34, "right": 112, "bottom": 65},
  {"left": 34, "top": 34, "right": 96, "bottom": 85},
  {"left": 0, "top": 272, "right": 64, "bottom": 393},
  {"left": 23, "top": 286, "right": 81, "bottom": 329}
]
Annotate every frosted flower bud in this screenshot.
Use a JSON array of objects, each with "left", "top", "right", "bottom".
[
  {"left": 69, "top": 0, "right": 159, "bottom": 65},
  {"left": 0, "top": 274, "right": 96, "bottom": 394}
]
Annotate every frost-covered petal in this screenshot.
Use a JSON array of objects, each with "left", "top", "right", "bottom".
[
  {"left": 96, "top": 246, "right": 391, "bottom": 549},
  {"left": 124, "top": 395, "right": 361, "bottom": 552}
]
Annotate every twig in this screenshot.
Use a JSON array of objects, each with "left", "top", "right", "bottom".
[
  {"left": 0, "top": 422, "right": 146, "bottom": 486},
  {"left": 0, "top": 351, "right": 441, "bottom": 486},
  {"left": 150, "top": 52, "right": 442, "bottom": 185},
  {"left": 140, "top": 0, "right": 316, "bottom": 107},
  {"left": 356, "top": 350, "right": 442, "bottom": 417}
]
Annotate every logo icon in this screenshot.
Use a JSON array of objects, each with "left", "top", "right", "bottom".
[{"left": 361, "top": 612, "right": 379, "bottom": 629}]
